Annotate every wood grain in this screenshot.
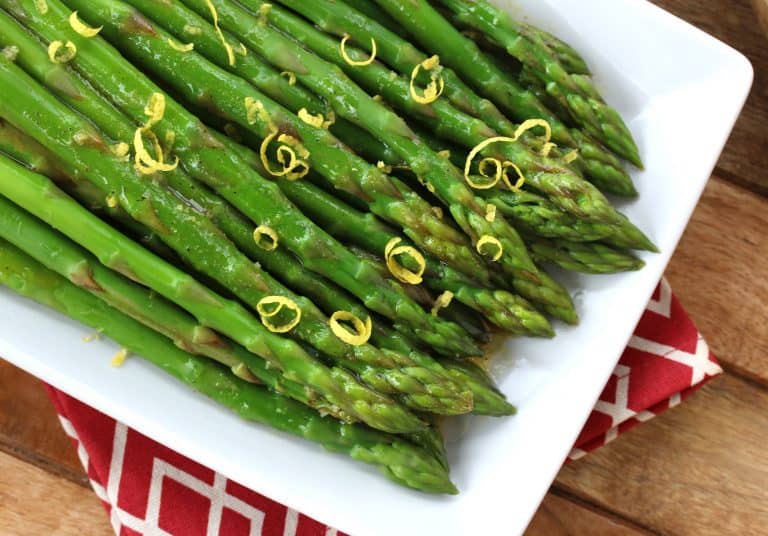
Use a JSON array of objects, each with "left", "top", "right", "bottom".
[
  {"left": 0, "top": 450, "right": 111, "bottom": 535},
  {"left": 666, "top": 177, "right": 768, "bottom": 385},
  {"left": 555, "top": 374, "right": 768, "bottom": 535},
  {"left": 0, "top": 360, "right": 85, "bottom": 485},
  {"left": 652, "top": 0, "right": 768, "bottom": 194},
  {"left": 526, "top": 493, "right": 653, "bottom": 535}
]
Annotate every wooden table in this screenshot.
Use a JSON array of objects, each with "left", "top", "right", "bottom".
[{"left": 1, "top": 1, "right": 767, "bottom": 534}]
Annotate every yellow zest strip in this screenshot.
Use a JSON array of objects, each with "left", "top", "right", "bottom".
[
  {"left": 133, "top": 93, "right": 179, "bottom": 175},
  {"left": 259, "top": 132, "right": 310, "bottom": 180},
  {"left": 298, "top": 108, "right": 334, "bottom": 129},
  {"left": 256, "top": 3, "right": 272, "bottom": 25},
  {"left": 167, "top": 38, "right": 194, "bottom": 52},
  {"left": 34, "top": 0, "right": 48, "bottom": 15},
  {"left": 384, "top": 237, "right": 426, "bottom": 285},
  {"left": 111, "top": 348, "right": 129, "bottom": 367},
  {"left": 69, "top": 11, "right": 102, "bottom": 38},
  {"left": 514, "top": 119, "right": 555, "bottom": 157},
  {"left": 476, "top": 235, "right": 504, "bottom": 262},
  {"left": 111, "top": 142, "right": 130, "bottom": 160},
  {"left": 253, "top": 225, "right": 279, "bottom": 251},
  {"left": 431, "top": 206, "right": 443, "bottom": 219},
  {"left": 329, "top": 311, "right": 372, "bottom": 346},
  {"left": 485, "top": 203, "right": 497, "bottom": 223},
  {"left": 564, "top": 149, "right": 580, "bottom": 164},
  {"left": 502, "top": 161, "right": 526, "bottom": 191},
  {"left": 280, "top": 71, "right": 296, "bottom": 85},
  {"left": 430, "top": 291, "right": 454, "bottom": 317},
  {"left": 256, "top": 296, "right": 302, "bottom": 333},
  {"left": 47, "top": 41, "right": 76, "bottom": 64},
  {"left": 376, "top": 160, "right": 392, "bottom": 174},
  {"left": 106, "top": 194, "right": 118, "bottom": 208},
  {"left": 204, "top": 0, "right": 235, "bottom": 66},
  {"left": 409, "top": 55, "right": 445, "bottom": 105},
  {"left": 237, "top": 42, "right": 248, "bottom": 56},
  {"left": 340, "top": 34, "right": 377, "bottom": 67}
]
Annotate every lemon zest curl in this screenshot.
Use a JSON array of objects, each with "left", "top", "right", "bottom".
[
  {"left": 384, "top": 237, "right": 426, "bottom": 285},
  {"left": 330, "top": 311, "right": 372, "bottom": 346},
  {"left": 409, "top": 55, "right": 445, "bottom": 104},
  {"left": 257, "top": 296, "right": 302, "bottom": 333},
  {"left": 340, "top": 34, "right": 376, "bottom": 67}
]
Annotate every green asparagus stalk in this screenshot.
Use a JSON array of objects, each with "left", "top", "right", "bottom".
[
  {"left": 523, "top": 235, "right": 645, "bottom": 274},
  {"left": 0, "top": 114, "right": 181, "bottom": 260},
  {"left": 272, "top": 0, "right": 633, "bottom": 204},
  {"left": 5, "top": 0, "right": 477, "bottom": 358},
  {"left": 231, "top": 0, "right": 628, "bottom": 229},
  {"left": 436, "top": 0, "right": 640, "bottom": 166},
  {"left": 516, "top": 23, "right": 591, "bottom": 76},
  {"left": 278, "top": 178, "right": 554, "bottom": 337},
  {"left": 159, "top": 0, "right": 575, "bottom": 322},
  {"left": 0, "top": 241, "right": 457, "bottom": 494},
  {"left": 479, "top": 189, "right": 658, "bottom": 252},
  {"left": 11, "top": 0, "right": 491, "bottom": 291},
  {"left": 0, "top": 84, "right": 421, "bottom": 437},
  {"left": 0, "top": 14, "right": 474, "bottom": 416}
]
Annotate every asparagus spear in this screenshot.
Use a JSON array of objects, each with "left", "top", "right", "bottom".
[
  {"left": 517, "top": 23, "right": 591, "bottom": 76},
  {"left": 149, "top": 0, "right": 575, "bottom": 322},
  {"left": 436, "top": 0, "right": 640, "bottom": 166},
  {"left": 7, "top": 0, "right": 489, "bottom": 291},
  {"left": 0, "top": 90, "right": 422, "bottom": 438},
  {"left": 278, "top": 178, "right": 554, "bottom": 337},
  {"left": 230, "top": 0, "right": 628, "bottom": 229},
  {"left": 5, "top": 0, "right": 477, "bottom": 358},
  {"left": 0, "top": 16, "right": 473, "bottom": 414},
  {"left": 480, "top": 189, "right": 658, "bottom": 252},
  {"left": 524, "top": 236, "right": 645, "bottom": 274},
  {"left": 0, "top": 241, "right": 457, "bottom": 494},
  {"left": 272, "top": 0, "right": 633, "bottom": 204}
]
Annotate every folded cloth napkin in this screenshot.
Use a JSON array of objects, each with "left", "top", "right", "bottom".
[{"left": 46, "top": 278, "right": 722, "bottom": 536}]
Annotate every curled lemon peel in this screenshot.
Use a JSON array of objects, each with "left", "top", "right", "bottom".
[
  {"left": 133, "top": 93, "right": 179, "bottom": 175},
  {"left": 204, "top": 0, "right": 235, "bottom": 66},
  {"left": 47, "top": 41, "right": 76, "bottom": 64},
  {"left": 564, "top": 149, "right": 580, "bottom": 164},
  {"left": 256, "top": 296, "right": 302, "bottom": 333},
  {"left": 329, "top": 311, "right": 372, "bottom": 346},
  {"left": 280, "top": 71, "right": 296, "bottom": 85},
  {"left": 409, "top": 55, "right": 445, "bottom": 104},
  {"left": 514, "top": 119, "right": 554, "bottom": 156},
  {"left": 253, "top": 225, "right": 279, "bottom": 251},
  {"left": 430, "top": 291, "right": 454, "bottom": 317},
  {"left": 246, "top": 98, "right": 310, "bottom": 180},
  {"left": 502, "top": 161, "right": 526, "bottom": 191},
  {"left": 298, "top": 108, "right": 334, "bottom": 129},
  {"left": 476, "top": 235, "right": 504, "bottom": 261},
  {"left": 384, "top": 237, "right": 426, "bottom": 285},
  {"left": 167, "top": 38, "right": 194, "bottom": 52},
  {"left": 69, "top": 11, "right": 102, "bottom": 37},
  {"left": 485, "top": 203, "right": 497, "bottom": 223},
  {"left": 340, "top": 34, "right": 376, "bottom": 67},
  {"left": 34, "top": 0, "right": 48, "bottom": 14},
  {"left": 106, "top": 194, "right": 118, "bottom": 208}
]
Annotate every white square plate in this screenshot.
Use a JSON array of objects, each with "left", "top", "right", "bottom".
[{"left": 0, "top": 1, "right": 752, "bottom": 534}]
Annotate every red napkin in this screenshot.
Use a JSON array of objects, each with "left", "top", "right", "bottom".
[{"left": 45, "top": 279, "right": 721, "bottom": 535}]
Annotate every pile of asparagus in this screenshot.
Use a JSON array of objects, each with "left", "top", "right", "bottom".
[{"left": 0, "top": 0, "right": 654, "bottom": 493}]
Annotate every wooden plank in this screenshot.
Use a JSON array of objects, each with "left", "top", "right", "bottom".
[
  {"left": 666, "top": 177, "right": 768, "bottom": 385},
  {"left": 0, "top": 359, "right": 85, "bottom": 484},
  {"left": 0, "top": 450, "right": 111, "bottom": 535},
  {"left": 526, "top": 493, "right": 653, "bottom": 535},
  {"left": 555, "top": 374, "right": 768, "bottom": 535},
  {"left": 651, "top": 0, "right": 768, "bottom": 194}
]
